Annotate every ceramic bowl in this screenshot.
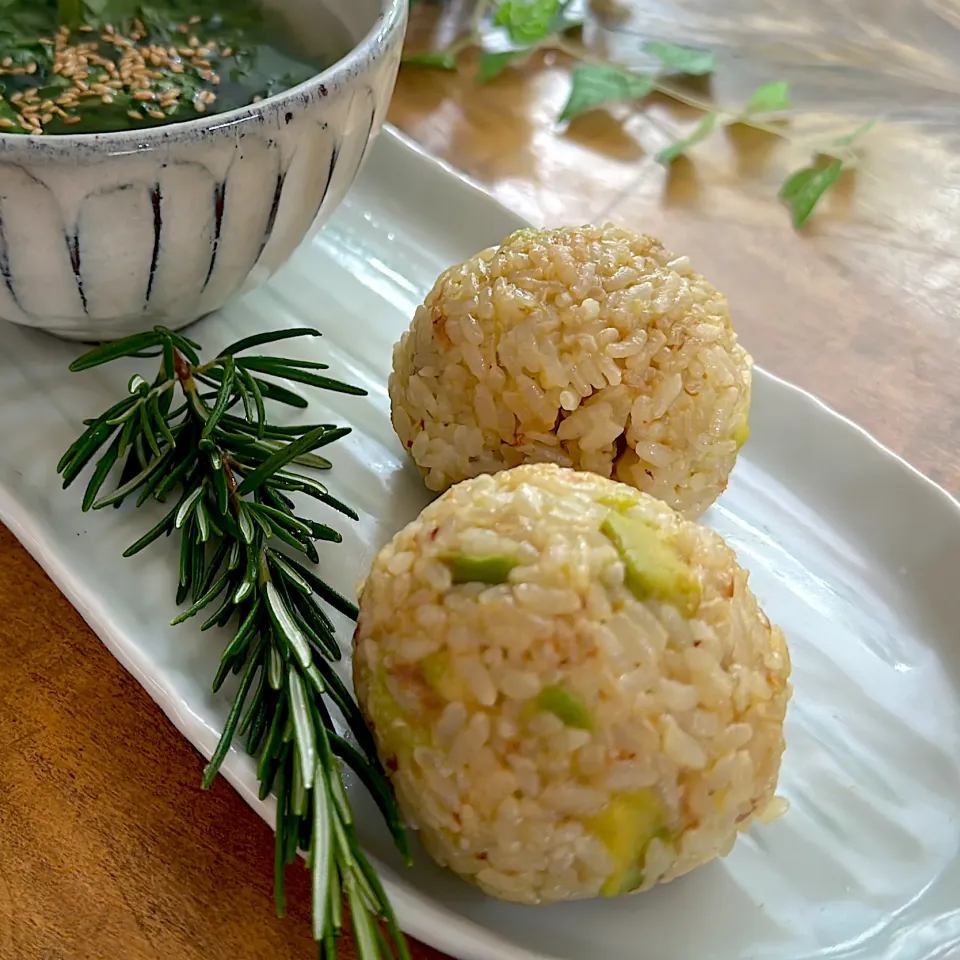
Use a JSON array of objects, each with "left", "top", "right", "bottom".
[{"left": 0, "top": 0, "right": 406, "bottom": 341}]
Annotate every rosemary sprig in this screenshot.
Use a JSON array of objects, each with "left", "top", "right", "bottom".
[{"left": 58, "top": 325, "right": 412, "bottom": 960}]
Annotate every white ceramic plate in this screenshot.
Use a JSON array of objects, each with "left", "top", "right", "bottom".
[{"left": 2, "top": 126, "right": 959, "bottom": 960}]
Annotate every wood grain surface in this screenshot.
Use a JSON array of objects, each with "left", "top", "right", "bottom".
[{"left": 2, "top": 2, "right": 959, "bottom": 958}]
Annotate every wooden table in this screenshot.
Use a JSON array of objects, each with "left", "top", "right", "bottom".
[{"left": 2, "top": 2, "right": 958, "bottom": 957}]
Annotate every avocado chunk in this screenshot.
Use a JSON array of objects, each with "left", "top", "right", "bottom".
[
  {"left": 442, "top": 553, "right": 518, "bottom": 585},
  {"left": 588, "top": 789, "right": 667, "bottom": 896},
  {"left": 733, "top": 417, "right": 750, "bottom": 449},
  {"left": 597, "top": 491, "right": 642, "bottom": 513},
  {"left": 367, "top": 664, "right": 428, "bottom": 761},
  {"left": 419, "top": 650, "right": 469, "bottom": 702},
  {"left": 601, "top": 512, "right": 701, "bottom": 617},
  {"left": 537, "top": 685, "right": 592, "bottom": 730}
]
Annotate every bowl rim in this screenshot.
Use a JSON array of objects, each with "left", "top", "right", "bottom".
[{"left": 0, "top": 0, "right": 406, "bottom": 151}]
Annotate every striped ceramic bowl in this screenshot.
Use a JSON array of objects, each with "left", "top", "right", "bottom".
[{"left": 0, "top": 0, "right": 406, "bottom": 341}]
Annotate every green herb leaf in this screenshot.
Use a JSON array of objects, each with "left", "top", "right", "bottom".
[
  {"left": 288, "top": 670, "right": 318, "bottom": 787},
  {"left": 122, "top": 500, "right": 179, "bottom": 558},
  {"left": 477, "top": 50, "right": 520, "bottom": 83},
  {"left": 744, "top": 80, "right": 791, "bottom": 115},
  {"left": 81, "top": 432, "right": 123, "bottom": 512},
  {"left": 201, "top": 367, "right": 308, "bottom": 408},
  {"left": 559, "top": 64, "right": 655, "bottom": 123},
  {"left": 68, "top": 331, "right": 165, "bottom": 372},
  {"left": 274, "top": 760, "right": 289, "bottom": 917},
  {"left": 236, "top": 426, "right": 345, "bottom": 496},
  {"left": 329, "top": 734, "right": 411, "bottom": 861},
  {"left": 657, "top": 111, "right": 718, "bottom": 163},
  {"left": 201, "top": 641, "right": 263, "bottom": 790},
  {"left": 779, "top": 158, "right": 844, "bottom": 229},
  {"left": 59, "top": 421, "right": 118, "bottom": 489},
  {"left": 170, "top": 568, "right": 232, "bottom": 625},
  {"left": 201, "top": 356, "right": 236, "bottom": 440},
  {"left": 345, "top": 875, "right": 380, "bottom": 959},
  {"left": 92, "top": 448, "right": 170, "bottom": 509},
  {"left": 402, "top": 51, "right": 459, "bottom": 70},
  {"left": 158, "top": 328, "right": 201, "bottom": 366},
  {"left": 237, "top": 362, "right": 366, "bottom": 397},
  {"left": 311, "top": 769, "right": 333, "bottom": 941},
  {"left": 218, "top": 327, "right": 321, "bottom": 358},
  {"left": 644, "top": 40, "right": 715, "bottom": 76},
  {"left": 493, "top": 0, "right": 561, "bottom": 46},
  {"left": 265, "top": 582, "right": 314, "bottom": 672}
]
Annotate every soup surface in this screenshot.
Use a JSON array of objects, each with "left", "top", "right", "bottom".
[{"left": 0, "top": 0, "right": 343, "bottom": 135}]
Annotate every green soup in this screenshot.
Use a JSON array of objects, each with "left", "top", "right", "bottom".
[{"left": 0, "top": 0, "right": 348, "bottom": 136}]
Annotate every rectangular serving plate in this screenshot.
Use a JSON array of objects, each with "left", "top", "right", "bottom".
[{"left": 1, "top": 126, "right": 959, "bottom": 960}]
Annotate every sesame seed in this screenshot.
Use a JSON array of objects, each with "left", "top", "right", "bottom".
[{"left": 3, "top": 15, "right": 269, "bottom": 134}]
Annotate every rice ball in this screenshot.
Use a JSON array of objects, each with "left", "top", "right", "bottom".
[
  {"left": 389, "top": 223, "right": 752, "bottom": 519},
  {"left": 353, "top": 464, "right": 791, "bottom": 906}
]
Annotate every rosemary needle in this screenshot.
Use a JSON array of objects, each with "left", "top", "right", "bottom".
[{"left": 58, "top": 324, "right": 411, "bottom": 959}]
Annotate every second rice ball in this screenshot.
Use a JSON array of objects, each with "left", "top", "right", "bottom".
[
  {"left": 390, "top": 223, "right": 752, "bottom": 518},
  {"left": 353, "top": 464, "right": 791, "bottom": 905}
]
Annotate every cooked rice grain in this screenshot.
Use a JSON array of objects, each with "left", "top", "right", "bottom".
[
  {"left": 389, "top": 224, "right": 752, "bottom": 518},
  {"left": 353, "top": 465, "right": 791, "bottom": 905}
]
